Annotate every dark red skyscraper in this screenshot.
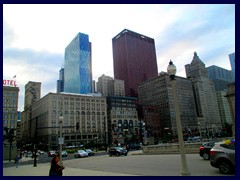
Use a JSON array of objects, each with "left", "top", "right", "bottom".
[{"left": 112, "top": 29, "right": 158, "bottom": 97}]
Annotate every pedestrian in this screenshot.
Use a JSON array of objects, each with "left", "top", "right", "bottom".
[
  {"left": 15, "top": 154, "right": 20, "bottom": 168},
  {"left": 49, "top": 152, "right": 65, "bottom": 176}
]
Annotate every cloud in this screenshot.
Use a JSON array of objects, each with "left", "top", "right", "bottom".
[
  {"left": 3, "top": 4, "right": 235, "bottom": 112},
  {"left": 3, "top": 47, "right": 63, "bottom": 111},
  {"left": 155, "top": 4, "right": 235, "bottom": 76}
]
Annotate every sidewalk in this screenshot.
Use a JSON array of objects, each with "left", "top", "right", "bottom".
[
  {"left": 3, "top": 163, "right": 138, "bottom": 176},
  {"left": 3, "top": 151, "right": 142, "bottom": 176}
]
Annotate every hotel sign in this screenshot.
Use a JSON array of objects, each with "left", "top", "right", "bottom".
[{"left": 3, "top": 79, "right": 17, "bottom": 87}]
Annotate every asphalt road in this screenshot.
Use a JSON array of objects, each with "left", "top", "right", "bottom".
[
  {"left": 3, "top": 151, "right": 234, "bottom": 176},
  {"left": 59, "top": 153, "right": 233, "bottom": 176}
]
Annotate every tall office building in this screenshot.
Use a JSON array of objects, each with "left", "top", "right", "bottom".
[
  {"left": 138, "top": 72, "right": 198, "bottom": 137},
  {"left": 207, "top": 65, "right": 234, "bottom": 91},
  {"left": 21, "top": 81, "right": 41, "bottom": 143},
  {"left": 185, "top": 52, "right": 222, "bottom": 133},
  {"left": 57, "top": 68, "right": 64, "bottom": 93},
  {"left": 229, "top": 52, "right": 235, "bottom": 80},
  {"left": 97, "top": 74, "right": 125, "bottom": 97},
  {"left": 64, "top": 32, "right": 92, "bottom": 94},
  {"left": 3, "top": 86, "right": 20, "bottom": 129},
  {"left": 112, "top": 29, "right": 158, "bottom": 97},
  {"left": 3, "top": 83, "right": 19, "bottom": 160}
]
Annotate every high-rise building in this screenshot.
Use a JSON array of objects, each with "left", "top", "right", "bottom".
[
  {"left": 21, "top": 92, "right": 107, "bottom": 149},
  {"left": 185, "top": 52, "right": 222, "bottom": 134},
  {"left": 57, "top": 68, "right": 64, "bottom": 93},
  {"left": 3, "top": 86, "right": 20, "bottom": 129},
  {"left": 64, "top": 32, "right": 92, "bottom": 94},
  {"left": 216, "top": 90, "right": 232, "bottom": 127},
  {"left": 97, "top": 74, "right": 125, "bottom": 97},
  {"left": 107, "top": 96, "right": 138, "bottom": 145},
  {"left": 112, "top": 29, "right": 158, "bottom": 97},
  {"left": 21, "top": 81, "right": 41, "bottom": 143},
  {"left": 207, "top": 65, "right": 234, "bottom": 91},
  {"left": 3, "top": 83, "right": 19, "bottom": 160},
  {"left": 138, "top": 72, "right": 198, "bottom": 138},
  {"left": 229, "top": 52, "right": 235, "bottom": 80}
]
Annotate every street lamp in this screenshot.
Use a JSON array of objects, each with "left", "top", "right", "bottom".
[
  {"left": 95, "top": 137, "right": 98, "bottom": 152},
  {"left": 167, "top": 60, "right": 190, "bottom": 176},
  {"left": 58, "top": 116, "right": 64, "bottom": 166}
]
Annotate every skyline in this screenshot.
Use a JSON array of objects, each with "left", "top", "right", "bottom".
[{"left": 3, "top": 4, "right": 235, "bottom": 111}]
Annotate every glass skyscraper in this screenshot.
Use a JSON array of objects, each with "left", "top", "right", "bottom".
[{"left": 64, "top": 32, "right": 92, "bottom": 94}]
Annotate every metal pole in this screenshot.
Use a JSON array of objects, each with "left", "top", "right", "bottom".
[
  {"left": 171, "top": 79, "right": 190, "bottom": 176},
  {"left": 59, "top": 116, "right": 63, "bottom": 166},
  {"left": 60, "top": 121, "right": 63, "bottom": 165},
  {"left": 33, "top": 117, "right": 38, "bottom": 167}
]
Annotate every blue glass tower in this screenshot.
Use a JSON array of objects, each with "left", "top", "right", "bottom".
[{"left": 64, "top": 33, "right": 92, "bottom": 94}]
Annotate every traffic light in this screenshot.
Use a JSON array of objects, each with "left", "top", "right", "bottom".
[{"left": 76, "top": 122, "right": 79, "bottom": 130}]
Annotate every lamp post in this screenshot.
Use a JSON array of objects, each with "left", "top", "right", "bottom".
[
  {"left": 167, "top": 60, "right": 190, "bottom": 176},
  {"left": 58, "top": 116, "right": 64, "bottom": 166},
  {"left": 33, "top": 116, "right": 38, "bottom": 167}
]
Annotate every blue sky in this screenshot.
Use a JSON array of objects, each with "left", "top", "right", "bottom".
[{"left": 3, "top": 4, "right": 235, "bottom": 111}]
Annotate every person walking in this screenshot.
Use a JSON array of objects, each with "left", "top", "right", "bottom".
[
  {"left": 15, "top": 154, "right": 20, "bottom": 168},
  {"left": 49, "top": 152, "right": 65, "bottom": 176}
]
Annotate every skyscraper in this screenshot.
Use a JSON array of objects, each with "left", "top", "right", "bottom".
[
  {"left": 207, "top": 65, "right": 234, "bottom": 91},
  {"left": 57, "top": 68, "right": 64, "bottom": 93},
  {"left": 112, "top": 29, "right": 158, "bottom": 97},
  {"left": 64, "top": 32, "right": 92, "bottom": 94},
  {"left": 97, "top": 74, "right": 125, "bottom": 97},
  {"left": 185, "top": 52, "right": 222, "bottom": 134}
]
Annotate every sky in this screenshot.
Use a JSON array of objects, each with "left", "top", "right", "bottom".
[{"left": 3, "top": 4, "right": 235, "bottom": 112}]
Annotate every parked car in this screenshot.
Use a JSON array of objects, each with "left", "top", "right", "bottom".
[
  {"left": 48, "top": 150, "right": 56, "bottom": 157},
  {"left": 26, "top": 151, "right": 33, "bottom": 158},
  {"left": 199, "top": 141, "right": 217, "bottom": 160},
  {"left": 74, "top": 150, "right": 88, "bottom": 158},
  {"left": 210, "top": 139, "right": 235, "bottom": 174},
  {"left": 37, "top": 150, "right": 45, "bottom": 154},
  {"left": 128, "top": 143, "right": 141, "bottom": 150},
  {"left": 85, "top": 149, "right": 94, "bottom": 156},
  {"left": 187, "top": 136, "right": 201, "bottom": 142},
  {"left": 108, "top": 147, "right": 128, "bottom": 157},
  {"left": 62, "top": 150, "right": 68, "bottom": 157}
]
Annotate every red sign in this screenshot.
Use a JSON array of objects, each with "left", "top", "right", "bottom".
[{"left": 3, "top": 80, "right": 17, "bottom": 87}]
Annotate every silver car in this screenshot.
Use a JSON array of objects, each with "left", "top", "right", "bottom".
[
  {"left": 210, "top": 139, "right": 235, "bottom": 174},
  {"left": 73, "top": 150, "right": 88, "bottom": 158}
]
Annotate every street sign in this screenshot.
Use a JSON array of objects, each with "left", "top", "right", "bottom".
[{"left": 58, "top": 138, "right": 64, "bottom": 145}]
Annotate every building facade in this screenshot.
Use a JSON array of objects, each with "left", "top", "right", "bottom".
[
  {"left": 112, "top": 29, "right": 158, "bottom": 97},
  {"left": 97, "top": 74, "right": 125, "bottom": 97},
  {"left": 225, "top": 83, "right": 235, "bottom": 137},
  {"left": 3, "top": 86, "right": 20, "bottom": 129},
  {"left": 207, "top": 65, "right": 234, "bottom": 91},
  {"left": 106, "top": 96, "right": 139, "bottom": 145},
  {"left": 185, "top": 52, "right": 222, "bottom": 135},
  {"left": 3, "top": 85, "right": 19, "bottom": 160},
  {"left": 216, "top": 90, "right": 232, "bottom": 127},
  {"left": 64, "top": 32, "right": 92, "bottom": 94},
  {"left": 138, "top": 72, "right": 198, "bottom": 137},
  {"left": 21, "top": 81, "right": 41, "bottom": 144},
  {"left": 22, "top": 92, "right": 107, "bottom": 149}
]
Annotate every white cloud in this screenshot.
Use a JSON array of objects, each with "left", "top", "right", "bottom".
[{"left": 3, "top": 4, "right": 235, "bottom": 111}]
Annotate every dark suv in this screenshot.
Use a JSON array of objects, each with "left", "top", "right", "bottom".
[
  {"left": 199, "top": 141, "right": 218, "bottom": 160},
  {"left": 210, "top": 139, "right": 235, "bottom": 174},
  {"left": 108, "top": 147, "right": 128, "bottom": 156}
]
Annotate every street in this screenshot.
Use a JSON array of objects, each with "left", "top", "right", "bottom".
[
  {"left": 62, "top": 153, "right": 232, "bottom": 176},
  {"left": 3, "top": 151, "right": 234, "bottom": 176}
]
